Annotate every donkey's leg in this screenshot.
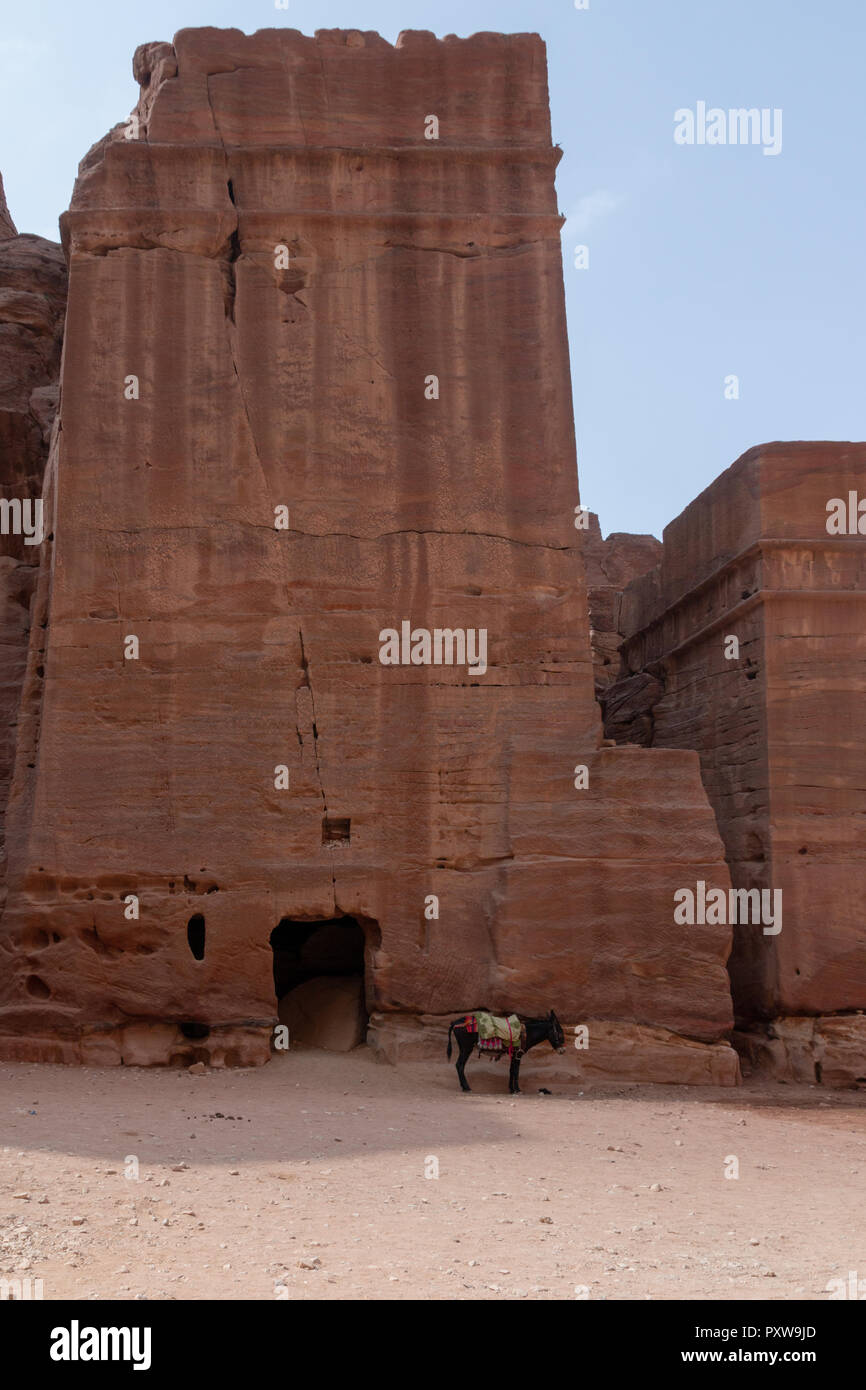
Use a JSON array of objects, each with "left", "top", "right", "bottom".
[
  {"left": 509, "top": 1056, "right": 521, "bottom": 1095},
  {"left": 456, "top": 1037, "right": 472, "bottom": 1093}
]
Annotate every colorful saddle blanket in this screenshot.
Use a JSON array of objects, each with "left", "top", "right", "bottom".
[{"left": 464, "top": 1011, "right": 525, "bottom": 1056}]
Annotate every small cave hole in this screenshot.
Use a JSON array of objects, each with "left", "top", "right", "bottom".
[
  {"left": 798, "top": 846, "right": 808, "bottom": 855},
  {"left": 322, "top": 816, "right": 351, "bottom": 845},
  {"left": 26, "top": 975, "right": 51, "bottom": 999},
  {"left": 187, "top": 913, "right": 206, "bottom": 961},
  {"left": 180, "top": 1022, "right": 210, "bottom": 1040}
]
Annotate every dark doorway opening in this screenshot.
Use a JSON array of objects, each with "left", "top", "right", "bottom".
[
  {"left": 270, "top": 915, "right": 371, "bottom": 1052},
  {"left": 180, "top": 1022, "right": 210, "bottom": 1040},
  {"left": 269, "top": 916, "right": 365, "bottom": 997},
  {"left": 187, "top": 913, "right": 205, "bottom": 960}
]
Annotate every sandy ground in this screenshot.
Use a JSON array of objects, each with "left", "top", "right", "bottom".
[{"left": 1, "top": 1047, "right": 864, "bottom": 1301}]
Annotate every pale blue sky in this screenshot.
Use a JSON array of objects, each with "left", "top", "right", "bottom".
[{"left": 1, "top": 0, "right": 863, "bottom": 538}]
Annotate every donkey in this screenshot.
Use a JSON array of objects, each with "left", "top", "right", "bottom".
[{"left": 446, "top": 1010, "right": 566, "bottom": 1094}]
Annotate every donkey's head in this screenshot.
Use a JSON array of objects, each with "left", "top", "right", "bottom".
[{"left": 548, "top": 1010, "right": 566, "bottom": 1053}]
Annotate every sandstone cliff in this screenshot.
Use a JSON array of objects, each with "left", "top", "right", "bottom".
[
  {"left": 0, "top": 180, "right": 67, "bottom": 899},
  {"left": 0, "top": 29, "right": 736, "bottom": 1079},
  {"left": 582, "top": 513, "right": 661, "bottom": 697},
  {"left": 605, "top": 443, "right": 866, "bottom": 1084}
]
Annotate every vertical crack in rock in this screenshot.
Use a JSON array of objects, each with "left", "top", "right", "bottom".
[
  {"left": 204, "top": 74, "right": 226, "bottom": 156},
  {"left": 224, "top": 198, "right": 239, "bottom": 323},
  {"left": 297, "top": 627, "right": 336, "bottom": 906},
  {"left": 205, "top": 77, "right": 270, "bottom": 502},
  {"left": 318, "top": 51, "right": 331, "bottom": 121},
  {"left": 218, "top": 195, "right": 272, "bottom": 509}
]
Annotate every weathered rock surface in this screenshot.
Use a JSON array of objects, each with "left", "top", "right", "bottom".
[
  {"left": 598, "top": 671, "right": 662, "bottom": 747},
  {"left": 582, "top": 513, "right": 661, "bottom": 696},
  {"left": 0, "top": 1019, "right": 268, "bottom": 1068},
  {"left": 735, "top": 1014, "right": 866, "bottom": 1088},
  {"left": 0, "top": 29, "right": 734, "bottom": 1075},
  {"left": 0, "top": 188, "right": 67, "bottom": 896},
  {"left": 608, "top": 443, "right": 866, "bottom": 1079}
]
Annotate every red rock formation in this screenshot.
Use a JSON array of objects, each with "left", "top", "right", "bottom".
[
  {"left": 611, "top": 443, "right": 866, "bottom": 1080},
  {"left": 0, "top": 173, "right": 17, "bottom": 239},
  {"left": 0, "top": 29, "right": 736, "bottom": 1078},
  {"left": 735, "top": 1014, "right": 866, "bottom": 1088},
  {"left": 0, "top": 181, "right": 67, "bottom": 899},
  {"left": 582, "top": 512, "right": 661, "bottom": 697}
]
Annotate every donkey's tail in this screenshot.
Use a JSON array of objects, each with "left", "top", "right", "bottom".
[{"left": 446, "top": 1020, "right": 458, "bottom": 1060}]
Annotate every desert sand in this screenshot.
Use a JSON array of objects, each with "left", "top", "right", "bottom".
[{"left": 2, "top": 1048, "right": 864, "bottom": 1301}]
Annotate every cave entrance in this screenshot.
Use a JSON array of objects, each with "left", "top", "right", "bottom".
[{"left": 270, "top": 915, "right": 371, "bottom": 1053}]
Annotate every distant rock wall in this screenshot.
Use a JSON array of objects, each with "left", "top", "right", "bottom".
[
  {"left": 0, "top": 183, "right": 67, "bottom": 897},
  {"left": 605, "top": 443, "right": 866, "bottom": 1082},
  {"left": 581, "top": 513, "right": 661, "bottom": 698}
]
